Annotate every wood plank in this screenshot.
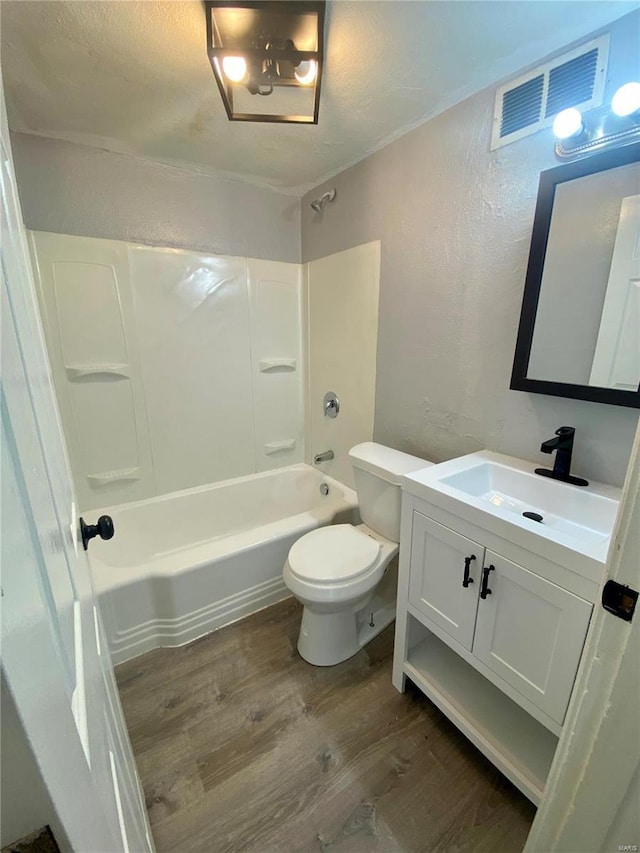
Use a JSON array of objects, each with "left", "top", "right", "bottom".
[
  {"left": 117, "top": 598, "right": 535, "bottom": 852},
  {"left": 405, "top": 631, "right": 558, "bottom": 803}
]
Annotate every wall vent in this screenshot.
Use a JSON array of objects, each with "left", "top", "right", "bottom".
[{"left": 491, "top": 35, "right": 609, "bottom": 150}]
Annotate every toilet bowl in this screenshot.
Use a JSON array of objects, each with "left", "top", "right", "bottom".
[
  {"left": 283, "top": 442, "right": 431, "bottom": 666},
  {"left": 283, "top": 523, "right": 398, "bottom": 666}
]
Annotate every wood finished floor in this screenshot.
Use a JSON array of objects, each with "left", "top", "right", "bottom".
[{"left": 116, "top": 598, "right": 535, "bottom": 853}]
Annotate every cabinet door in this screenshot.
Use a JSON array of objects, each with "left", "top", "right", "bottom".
[
  {"left": 408, "top": 513, "right": 483, "bottom": 651},
  {"left": 473, "top": 551, "right": 592, "bottom": 725}
]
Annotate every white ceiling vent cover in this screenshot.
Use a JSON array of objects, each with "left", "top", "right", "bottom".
[{"left": 491, "top": 35, "right": 609, "bottom": 150}]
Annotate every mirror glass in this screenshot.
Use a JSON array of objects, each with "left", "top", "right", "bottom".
[{"left": 511, "top": 143, "right": 640, "bottom": 408}]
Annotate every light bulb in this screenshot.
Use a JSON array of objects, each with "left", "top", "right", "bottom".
[
  {"left": 552, "top": 108, "right": 584, "bottom": 140},
  {"left": 222, "top": 56, "right": 247, "bottom": 83},
  {"left": 611, "top": 82, "right": 640, "bottom": 117},
  {"left": 295, "top": 60, "right": 317, "bottom": 86}
]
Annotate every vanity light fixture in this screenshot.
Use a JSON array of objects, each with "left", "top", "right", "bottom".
[
  {"left": 553, "top": 80, "right": 640, "bottom": 159},
  {"left": 552, "top": 108, "right": 584, "bottom": 140},
  {"left": 205, "top": 1, "right": 325, "bottom": 124},
  {"left": 611, "top": 81, "right": 640, "bottom": 117}
]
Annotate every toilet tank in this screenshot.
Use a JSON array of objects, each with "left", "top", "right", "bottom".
[{"left": 349, "top": 442, "right": 432, "bottom": 541}]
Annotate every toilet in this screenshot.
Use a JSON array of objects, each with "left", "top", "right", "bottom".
[{"left": 283, "top": 442, "right": 431, "bottom": 666}]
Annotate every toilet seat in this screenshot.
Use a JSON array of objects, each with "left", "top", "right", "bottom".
[{"left": 288, "top": 524, "right": 381, "bottom": 584}]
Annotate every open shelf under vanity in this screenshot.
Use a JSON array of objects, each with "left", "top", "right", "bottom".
[{"left": 403, "top": 615, "right": 558, "bottom": 804}]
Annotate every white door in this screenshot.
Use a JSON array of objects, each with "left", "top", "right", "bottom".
[
  {"left": 472, "top": 552, "right": 592, "bottom": 727},
  {"left": 408, "top": 513, "right": 483, "bottom": 651},
  {"left": 1, "top": 82, "right": 153, "bottom": 852},
  {"left": 525, "top": 420, "right": 640, "bottom": 853},
  {"left": 589, "top": 194, "right": 640, "bottom": 390}
]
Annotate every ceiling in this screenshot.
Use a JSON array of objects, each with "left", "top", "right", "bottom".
[{"left": 1, "top": 1, "right": 636, "bottom": 195}]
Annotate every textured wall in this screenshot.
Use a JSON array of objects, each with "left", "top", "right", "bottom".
[
  {"left": 302, "top": 12, "right": 640, "bottom": 487},
  {"left": 11, "top": 133, "right": 301, "bottom": 262}
]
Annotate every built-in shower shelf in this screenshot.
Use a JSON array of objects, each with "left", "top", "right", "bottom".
[
  {"left": 264, "top": 439, "right": 296, "bottom": 455},
  {"left": 259, "top": 358, "right": 297, "bottom": 373},
  {"left": 65, "top": 363, "right": 129, "bottom": 381},
  {"left": 87, "top": 467, "right": 141, "bottom": 485}
]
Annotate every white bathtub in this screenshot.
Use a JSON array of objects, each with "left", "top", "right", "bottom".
[{"left": 90, "top": 465, "right": 358, "bottom": 664}]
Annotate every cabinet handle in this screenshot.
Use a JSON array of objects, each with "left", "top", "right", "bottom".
[
  {"left": 462, "top": 555, "right": 476, "bottom": 588},
  {"left": 480, "top": 564, "right": 495, "bottom": 599}
]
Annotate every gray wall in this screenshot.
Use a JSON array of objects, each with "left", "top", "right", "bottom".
[
  {"left": 528, "top": 162, "right": 640, "bottom": 385},
  {"left": 302, "top": 11, "right": 639, "bottom": 487},
  {"left": 0, "top": 674, "right": 68, "bottom": 850},
  {"left": 10, "top": 133, "right": 301, "bottom": 262}
]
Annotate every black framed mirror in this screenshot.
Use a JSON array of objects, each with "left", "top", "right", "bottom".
[{"left": 511, "top": 142, "right": 640, "bottom": 409}]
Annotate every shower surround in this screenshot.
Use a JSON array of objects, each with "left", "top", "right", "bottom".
[
  {"left": 30, "top": 232, "right": 381, "bottom": 660},
  {"left": 31, "top": 231, "right": 304, "bottom": 510}
]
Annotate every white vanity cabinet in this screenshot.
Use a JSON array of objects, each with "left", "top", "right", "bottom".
[
  {"left": 407, "top": 513, "right": 593, "bottom": 726},
  {"left": 472, "top": 550, "right": 592, "bottom": 723},
  {"left": 408, "top": 515, "right": 482, "bottom": 651},
  {"left": 392, "top": 450, "right": 620, "bottom": 804},
  {"left": 394, "top": 495, "right": 603, "bottom": 805}
]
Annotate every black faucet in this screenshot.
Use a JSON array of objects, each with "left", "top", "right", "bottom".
[{"left": 535, "top": 427, "right": 589, "bottom": 487}]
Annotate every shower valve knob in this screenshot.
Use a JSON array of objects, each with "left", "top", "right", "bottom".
[
  {"left": 80, "top": 515, "right": 114, "bottom": 551},
  {"left": 323, "top": 391, "right": 340, "bottom": 418}
]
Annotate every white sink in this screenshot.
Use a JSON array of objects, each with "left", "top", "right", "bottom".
[{"left": 403, "top": 451, "right": 621, "bottom": 567}]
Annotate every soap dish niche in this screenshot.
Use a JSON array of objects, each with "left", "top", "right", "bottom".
[
  {"left": 65, "top": 363, "right": 129, "bottom": 381},
  {"left": 264, "top": 439, "right": 296, "bottom": 455},
  {"left": 259, "top": 358, "right": 297, "bottom": 373},
  {"left": 87, "top": 467, "right": 141, "bottom": 485}
]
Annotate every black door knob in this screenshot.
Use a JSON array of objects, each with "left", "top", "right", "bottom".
[{"left": 80, "top": 515, "right": 115, "bottom": 551}]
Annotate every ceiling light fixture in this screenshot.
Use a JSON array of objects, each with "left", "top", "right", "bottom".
[
  {"left": 222, "top": 55, "right": 248, "bottom": 83},
  {"left": 205, "top": 1, "right": 325, "bottom": 124},
  {"left": 294, "top": 60, "right": 317, "bottom": 86},
  {"left": 553, "top": 81, "right": 640, "bottom": 159}
]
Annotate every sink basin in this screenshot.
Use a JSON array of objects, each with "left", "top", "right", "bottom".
[
  {"left": 439, "top": 460, "right": 617, "bottom": 547},
  {"left": 403, "top": 451, "right": 621, "bottom": 567}
]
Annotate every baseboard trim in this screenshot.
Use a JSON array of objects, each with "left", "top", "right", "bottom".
[{"left": 107, "top": 576, "right": 290, "bottom": 664}]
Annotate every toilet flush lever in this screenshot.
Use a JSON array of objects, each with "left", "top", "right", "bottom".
[{"left": 323, "top": 391, "right": 340, "bottom": 419}]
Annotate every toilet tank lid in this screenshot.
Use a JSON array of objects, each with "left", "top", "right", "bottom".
[{"left": 349, "top": 442, "right": 432, "bottom": 485}]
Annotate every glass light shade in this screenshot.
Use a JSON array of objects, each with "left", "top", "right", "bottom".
[
  {"left": 206, "top": 0, "right": 325, "bottom": 123},
  {"left": 294, "top": 60, "right": 317, "bottom": 86},
  {"left": 552, "top": 108, "right": 584, "bottom": 140},
  {"left": 222, "top": 56, "right": 247, "bottom": 83},
  {"left": 611, "top": 82, "right": 640, "bottom": 117}
]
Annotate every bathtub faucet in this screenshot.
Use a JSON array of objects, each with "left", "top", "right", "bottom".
[{"left": 314, "top": 450, "right": 334, "bottom": 464}]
